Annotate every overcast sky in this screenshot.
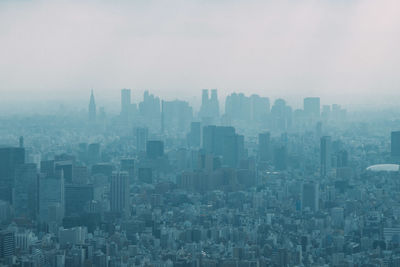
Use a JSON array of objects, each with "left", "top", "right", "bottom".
[{"left": 1, "top": 0, "right": 400, "bottom": 111}]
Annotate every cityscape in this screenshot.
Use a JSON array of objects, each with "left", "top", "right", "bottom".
[
  {"left": 2, "top": 0, "right": 400, "bottom": 266},
  {"left": 1, "top": 88, "right": 400, "bottom": 266}
]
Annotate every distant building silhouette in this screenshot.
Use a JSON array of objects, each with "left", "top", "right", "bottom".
[
  {"left": 320, "top": 136, "right": 332, "bottom": 177},
  {"left": 202, "top": 125, "right": 243, "bottom": 167},
  {"left": 110, "top": 171, "right": 130, "bottom": 217},
  {"left": 187, "top": 122, "right": 201, "bottom": 147},
  {"left": 302, "top": 182, "right": 319, "bottom": 212},
  {"left": 136, "top": 128, "right": 148, "bottom": 152},
  {"left": 303, "top": 97, "right": 320, "bottom": 118},
  {"left": 88, "top": 90, "right": 96, "bottom": 122},
  {"left": 121, "top": 88, "right": 131, "bottom": 120},
  {"left": 258, "top": 132, "right": 271, "bottom": 162},
  {"left": 200, "top": 89, "right": 219, "bottom": 122},
  {"left": 0, "top": 147, "right": 25, "bottom": 203},
  {"left": 146, "top": 141, "right": 164, "bottom": 159}
]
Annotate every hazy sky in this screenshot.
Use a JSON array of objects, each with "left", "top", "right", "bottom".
[{"left": 1, "top": 0, "right": 400, "bottom": 110}]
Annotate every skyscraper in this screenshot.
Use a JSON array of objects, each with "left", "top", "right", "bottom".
[
  {"left": 110, "top": 171, "right": 130, "bottom": 217},
  {"left": 14, "top": 163, "right": 37, "bottom": 219},
  {"left": 188, "top": 122, "right": 201, "bottom": 147},
  {"left": 121, "top": 88, "right": 131, "bottom": 119},
  {"left": 302, "top": 182, "right": 319, "bottom": 212},
  {"left": 210, "top": 89, "right": 219, "bottom": 118},
  {"left": 258, "top": 132, "right": 271, "bottom": 162},
  {"left": 200, "top": 89, "right": 219, "bottom": 120},
  {"left": 391, "top": 131, "right": 400, "bottom": 159},
  {"left": 0, "top": 147, "right": 25, "bottom": 203},
  {"left": 88, "top": 90, "right": 96, "bottom": 122},
  {"left": 304, "top": 97, "right": 320, "bottom": 118},
  {"left": 0, "top": 230, "right": 15, "bottom": 258},
  {"left": 320, "top": 136, "right": 332, "bottom": 177},
  {"left": 136, "top": 128, "right": 148, "bottom": 152},
  {"left": 146, "top": 141, "right": 164, "bottom": 159}
]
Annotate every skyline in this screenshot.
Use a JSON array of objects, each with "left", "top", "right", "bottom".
[{"left": 1, "top": 0, "right": 400, "bottom": 110}]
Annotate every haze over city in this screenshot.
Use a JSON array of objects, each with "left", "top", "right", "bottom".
[
  {"left": 2, "top": 1, "right": 400, "bottom": 267},
  {"left": 1, "top": 0, "right": 400, "bottom": 112}
]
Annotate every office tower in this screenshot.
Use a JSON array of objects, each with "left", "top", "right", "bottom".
[
  {"left": 210, "top": 89, "right": 220, "bottom": 118},
  {"left": 40, "top": 160, "right": 55, "bottom": 177},
  {"left": 188, "top": 122, "right": 201, "bottom": 147},
  {"left": 73, "top": 166, "right": 88, "bottom": 184},
  {"left": 336, "top": 150, "right": 348, "bottom": 168},
  {"left": 273, "top": 145, "right": 287, "bottom": 171},
  {"left": 88, "top": 143, "right": 101, "bottom": 163},
  {"left": 250, "top": 94, "right": 270, "bottom": 122},
  {"left": 225, "top": 93, "right": 251, "bottom": 121},
  {"left": 331, "top": 207, "right": 344, "bottom": 227},
  {"left": 139, "top": 91, "right": 161, "bottom": 120},
  {"left": 391, "top": 131, "right": 400, "bottom": 159},
  {"left": 258, "top": 132, "right": 271, "bottom": 161},
  {"left": 110, "top": 171, "right": 130, "bottom": 217},
  {"left": 0, "top": 147, "right": 25, "bottom": 203},
  {"left": 0, "top": 230, "right": 15, "bottom": 258},
  {"left": 121, "top": 158, "right": 135, "bottom": 182},
  {"left": 88, "top": 90, "right": 96, "bottom": 122},
  {"left": 91, "top": 163, "right": 114, "bottom": 178},
  {"left": 321, "top": 105, "right": 331, "bottom": 121},
  {"left": 320, "top": 136, "right": 332, "bottom": 177},
  {"left": 202, "top": 125, "right": 242, "bottom": 167},
  {"left": 201, "top": 89, "right": 209, "bottom": 112},
  {"left": 315, "top": 122, "right": 322, "bottom": 137},
  {"left": 302, "top": 182, "right": 319, "bottom": 212},
  {"left": 121, "top": 88, "right": 131, "bottom": 119},
  {"left": 162, "top": 100, "right": 193, "bottom": 133},
  {"left": 146, "top": 141, "right": 164, "bottom": 159},
  {"left": 200, "top": 89, "right": 219, "bottom": 120},
  {"left": 65, "top": 184, "right": 94, "bottom": 216},
  {"left": 136, "top": 127, "right": 149, "bottom": 152},
  {"left": 55, "top": 161, "right": 73, "bottom": 184},
  {"left": 14, "top": 163, "right": 37, "bottom": 219},
  {"left": 38, "top": 170, "right": 65, "bottom": 223},
  {"left": 271, "top": 99, "right": 291, "bottom": 132},
  {"left": 303, "top": 97, "right": 320, "bottom": 118}
]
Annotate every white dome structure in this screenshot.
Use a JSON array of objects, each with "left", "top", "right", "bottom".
[{"left": 366, "top": 164, "right": 400, "bottom": 172}]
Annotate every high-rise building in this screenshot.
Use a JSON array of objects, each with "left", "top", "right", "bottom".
[
  {"left": 121, "top": 89, "right": 132, "bottom": 120},
  {"left": 88, "top": 143, "right": 101, "bottom": 163},
  {"left": 65, "top": 184, "right": 94, "bottom": 216},
  {"left": 202, "top": 125, "right": 242, "bottom": 167},
  {"left": 391, "top": 131, "right": 400, "bottom": 159},
  {"left": 146, "top": 141, "right": 164, "bottom": 159},
  {"left": 110, "top": 171, "right": 130, "bottom": 217},
  {"left": 200, "top": 89, "right": 219, "bottom": 120},
  {"left": 188, "top": 122, "right": 201, "bottom": 147},
  {"left": 162, "top": 100, "right": 193, "bottom": 133},
  {"left": 273, "top": 145, "right": 287, "bottom": 171},
  {"left": 14, "top": 163, "right": 38, "bottom": 219},
  {"left": 136, "top": 128, "right": 148, "bottom": 152},
  {"left": 0, "top": 147, "right": 25, "bottom": 203},
  {"left": 88, "top": 90, "right": 96, "bottom": 122},
  {"left": 121, "top": 158, "right": 135, "bottom": 182},
  {"left": 303, "top": 97, "right": 320, "bottom": 118},
  {"left": 321, "top": 136, "right": 332, "bottom": 177},
  {"left": 0, "top": 230, "right": 15, "bottom": 258},
  {"left": 258, "top": 132, "right": 271, "bottom": 162},
  {"left": 38, "top": 170, "right": 65, "bottom": 223},
  {"left": 302, "top": 182, "right": 319, "bottom": 212},
  {"left": 210, "top": 89, "right": 219, "bottom": 118},
  {"left": 55, "top": 161, "right": 73, "bottom": 184}
]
